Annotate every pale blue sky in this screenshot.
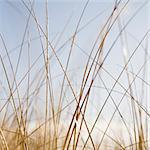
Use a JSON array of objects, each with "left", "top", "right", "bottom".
[{"left": 0, "top": 0, "right": 150, "bottom": 142}]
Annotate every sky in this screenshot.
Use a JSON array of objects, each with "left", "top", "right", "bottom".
[{"left": 0, "top": 0, "right": 150, "bottom": 144}]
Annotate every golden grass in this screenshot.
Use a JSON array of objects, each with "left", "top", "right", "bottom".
[{"left": 0, "top": 0, "right": 150, "bottom": 149}]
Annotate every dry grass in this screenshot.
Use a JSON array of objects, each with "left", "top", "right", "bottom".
[{"left": 0, "top": 0, "right": 150, "bottom": 149}]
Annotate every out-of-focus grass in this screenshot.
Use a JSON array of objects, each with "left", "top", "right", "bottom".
[{"left": 0, "top": 0, "right": 150, "bottom": 149}]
